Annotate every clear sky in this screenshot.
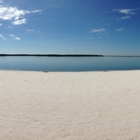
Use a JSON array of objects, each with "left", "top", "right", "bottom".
[{"left": 0, "top": 0, "right": 140, "bottom": 55}]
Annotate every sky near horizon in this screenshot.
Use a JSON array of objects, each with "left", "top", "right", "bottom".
[{"left": 0, "top": 0, "right": 140, "bottom": 55}]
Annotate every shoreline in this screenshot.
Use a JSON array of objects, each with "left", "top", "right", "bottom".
[
  {"left": 0, "top": 69, "right": 140, "bottom": 72},
  {"left": 0, "top": 70, "right": 140, "bottom": 139},
  {"left": 0, "top": 54, "right": 103, "bottom": 57}
]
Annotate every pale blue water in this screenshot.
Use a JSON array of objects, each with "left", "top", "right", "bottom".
[{"left": 0, "top": 56, "right": 140, "bottom": 71}]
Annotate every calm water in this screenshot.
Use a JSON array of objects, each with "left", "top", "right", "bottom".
[{"left": 0, "top": 56, "right": 140, "bottom": 71}]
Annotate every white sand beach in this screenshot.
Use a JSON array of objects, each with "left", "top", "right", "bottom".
[{"left": 0, "top": 70, "right": 140, "bottom": 140}]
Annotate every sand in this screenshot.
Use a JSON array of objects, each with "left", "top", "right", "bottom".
[{"left": 0, "top": 70, "right": 140, "bottom": 140}]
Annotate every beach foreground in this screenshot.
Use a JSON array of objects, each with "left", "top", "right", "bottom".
[{"left": 0, "top": 70, "right": 140, "bottom": 140}]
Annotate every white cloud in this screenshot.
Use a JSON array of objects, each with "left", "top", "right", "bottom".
[
  {"left": 12, "top": 19, "right": 26, "bottom": 25},
  {"left": 116, "top": 28, "right": 125, "bottom": 32},
  {"left": 27, "top": 29, "right": 34, "bottom": 32},
  {"left": 0, "top": 34, "right": 5, "bottom": 40},
  {"left": 0, "top": 0, "right": 3, "bottom": 4},
  {"left": 91, "top": 28, "right": 106, "bottom": 33},
  {"left": 116, "top": 16, "right": 131, "bottom": 20},
  {"left": 0, "top": 23, "right": 2, "bottom": 26},
  {"left": 119, "top": 9, "right": 135, "bottom": 15},
  {"left": 26, "top": 10, "right": 41, "bottom": 14},
  {"left": 114, "top": 8, "right": 139, "bottom": 20},
  {"left": 15, "top": 37, "right": 20, "bottom": 40},
  {"left": 114, "top": 9, "right": 137, "bottom": 15},
  {"left": 121, "top": 16, "right": 131, "bottom": 20},
  {"left": 0, "top": 4, "right": 41, "bottom": 25},
  {"left": 10, "top": 34, "right": 20, "bottom": 40},
  {"left": 0, "top": 7, "right": 23, "bottom": 20}
]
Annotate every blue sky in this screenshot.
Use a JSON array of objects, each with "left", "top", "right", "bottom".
[{"left": 0, "top": 0, "right": 140, "bottom": 55}]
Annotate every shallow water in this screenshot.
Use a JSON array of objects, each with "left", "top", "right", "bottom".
[{"left": 0, "top": 56, "right": 140, "bottom": 71}]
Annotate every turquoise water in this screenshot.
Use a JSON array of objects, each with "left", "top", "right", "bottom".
[{"left": 0, "top": 56, "right": 140, "bottom": 71}]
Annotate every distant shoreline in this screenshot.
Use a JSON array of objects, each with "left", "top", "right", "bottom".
[
  {"left": 0, "top": 54, "right": 103, "bottom": 57},
  {"left": 0, "top": 54, "right": 140, "bottom": 57}
]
